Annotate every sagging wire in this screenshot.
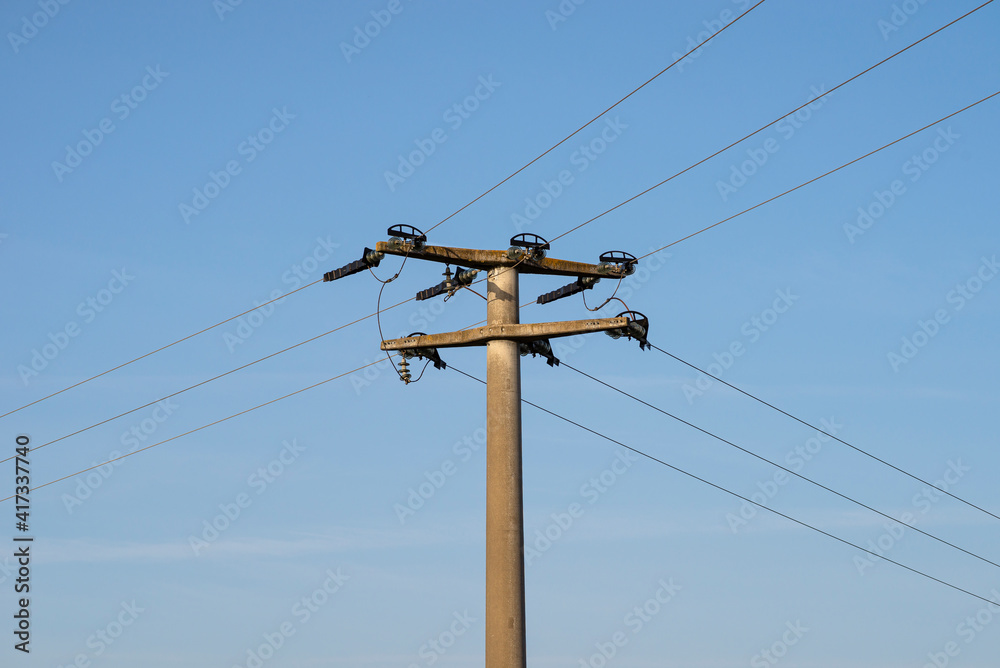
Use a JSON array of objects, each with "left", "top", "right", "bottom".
[
  {"left": 372, "top": 247, "right": 414, "bottom": 382},
  {"left": 582, "top": 276, "right": 624, "bottom": 312}
]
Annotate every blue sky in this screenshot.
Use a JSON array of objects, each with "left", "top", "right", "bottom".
[{"left": 2, "top": 0, "right": 999, "bottom": 666}]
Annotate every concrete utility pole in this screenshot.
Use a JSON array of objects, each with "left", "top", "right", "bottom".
[{"left": 326, "top": 228, "right": 647, "bottom": 667}]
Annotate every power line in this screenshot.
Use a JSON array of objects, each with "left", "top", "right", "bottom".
[
  {"left": 0, "top": 279, "right": 322, "bottom": 421},
  {"left": 6, "top": 274, "right": 500, "bottom": 465},
  {"left": 14, "top": 50, "right": 996, "bottom": 470},
  {"left": 7, "top": 2, "right": 978, "bottom": 424},
  {"left": 422, "top": 0, "right": 770, "bottom": 235},
  {"left": 24, "top": 79, "right": 998, "bottom": 468},
  {"left": 559, "top": 360, "right": 1000, "bottom": 570},
  {"left": 19, "top": 85, "right": 997, "bottom": 469},
  {"left": 8, "top": 0, "right": 753, "bottom": 416},
  {"left": 0, "top": 297, "right": 417, "bottom": 466},
  {"left": 638, "top": 90, "right": 1000, "bottom": 259},
  {"left": 0, "top": 358, "right": 391, "bottom": 504},
  {"left": 646, "top": 342, "right": 1000, "bottom": 522},
  {"left": 447, "top": 364, "right": 1000, "bottom": 608},
  {"left": 547, "top": 0, "right": 995, "bottom": 245}
]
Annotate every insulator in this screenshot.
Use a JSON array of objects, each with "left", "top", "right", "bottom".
[
  {"left": 454, "top": 268, "right": 479, "bottom": 285},
  {"left": 400, "top": 334, "right": 447, "bottom": 370},
  {"left": 598, "top": 250, "right": 637, "bottom": 277},
  {"left": 506, "top": 246, "right": 526, "bottom": 261},
  {"left": 386, "top": 224, "right": 427, "bottom": 248},
  {"left": 416, "top": 267, "right": 479, "bottom": 301},
  {"left": 323, "top": 247, "right": 383, "bottom": 282},
  {"left": 536, "top": 276, "right": 599, "bottom": 305},
  {"left": 606, "top": 311, "right": 650, "bottom": 350},
  {"left": 518, "top": 339, "right": 560, "bottom": 367},
  {"left": 509, "top": 233, "right": 550, "bottom": 260}
]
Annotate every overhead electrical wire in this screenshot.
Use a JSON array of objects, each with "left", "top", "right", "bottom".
[
  {"left": 421, "top": 0, "right": 770, "bottom": 236},
  {"left": 0, "top": 279, "right": 322, "bottom": 421},
  {"left": 2, "top": 1, "right": 772, "bottom": 422},
  {"left": 5, "top": 1, "right": 987, "bottom": 424},
  {"left": 446, "top": 364, "right": 1000, "bottom": 608},
  {"left": 558, "top": 360, "right": 1000, "bottom": 569},
  {"left": 0, "top": 297, "right": 417, "bottom": 466},
  {"left": 12, "top": 8, "right": 997, "bottom": 500},
  {"left": 16, "top": 90, "right": 999, "bottom": 472},
  {"left": 547, "top": 0, "right": 997, "bottom": 247},
  {"left": 9, "top": 0, "right": 970, "bottom": 422},
  {"left": 0, "top": 357, "right": 393, "bottom": 504},
  {"left": 644, "top": 342, "right": 1000, "bottom": 522},
  {"left": 637, "top": 91, "right": 999, "bottom": 260}
]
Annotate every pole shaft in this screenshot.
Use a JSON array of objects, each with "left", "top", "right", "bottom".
[{"left": 485, "top": 266, "right": 526, "bottom": 667}]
